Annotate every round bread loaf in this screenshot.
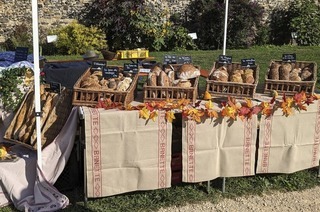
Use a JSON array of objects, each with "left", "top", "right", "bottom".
[{"left": 177, "top": 64, "right": 200, "bottom": 80}]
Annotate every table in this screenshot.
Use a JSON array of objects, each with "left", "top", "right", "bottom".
[
  {"left": 81, "top": 97, "right": 320, "bottom": 199},
  {"left": 82, "top": 107, "right": 172, "bottom": 198}
]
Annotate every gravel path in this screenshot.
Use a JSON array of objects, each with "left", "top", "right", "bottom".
[{"left": 158, "top": 186, "right": 320, "bottom": 212}]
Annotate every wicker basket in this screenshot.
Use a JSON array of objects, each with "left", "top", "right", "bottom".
[
  {"left": 206, "top": 62, "right": 259, "bottom": 99},
  {"left": 4, "top": 86, "right": 72, "bottom": 150},
  {"left": 143, "top": 64, "right": 200, "bottom": 103},
  {"left": 264, "top": 60, "right": 317, "bottom": 95},
  {"left": 72, "top": 68, "right": 138, "bottom": 107}
]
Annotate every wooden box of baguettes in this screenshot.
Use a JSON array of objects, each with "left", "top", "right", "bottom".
[
  {"left": 264, "top": 60, "right": 317, "bottom": 95},
  {"left": 206, "top": 61, "right": 259, "bottom": 99},
  {"left": 143, "top": 64, "right": 200, "bottom": 104},
  {"left": 72, "top": 66, "right": 138, "bottom": 107},
  {"left": 4, "top": 84, "right": 73, "bottom": 150}
]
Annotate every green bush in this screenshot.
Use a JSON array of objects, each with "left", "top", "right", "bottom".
[
  {"left": 80, "top": 0, "right": 196, "bottom": 51},
  {"left": 52, "top": 21, "right": 107, "bottom": 55},
  {"left": 4, "top": 24, "right": 32, "bottom": 51},
  {"left": 185, "top": 0, "right": 265, "bottom": 49},
  {"left": 0, "top": 67, "right": 29, "bottom": 111},
  {"left": 289, "top": 0, "right": 320, "bottom": 46},
  {"left": 269, "top": 0, "right": 320, "bottom": 46}
]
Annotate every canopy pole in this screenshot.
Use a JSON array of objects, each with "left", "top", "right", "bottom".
[
  {"left": 222, "top": 0, "right": 229, "bottom": 55},
  {"left": 31, "top": 0, "right": 42, "bottom": 170}
]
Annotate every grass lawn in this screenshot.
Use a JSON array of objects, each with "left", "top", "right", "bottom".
[{"left": 3, "top": 45, "right": 320, "bottom": 211}]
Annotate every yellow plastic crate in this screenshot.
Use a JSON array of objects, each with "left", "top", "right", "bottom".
[{"left": 116, "top": 49, "right": 149, "bottom": 59}]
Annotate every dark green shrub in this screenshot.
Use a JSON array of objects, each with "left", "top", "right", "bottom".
[
  {"left": 6, "top": 24, "right": 32, "bottom": 51},
  {"left": 79, "top": 0, "right": 196, "bottom": 51},
  {"left": 289, "top": 0, "right": 320, "bottom": 46},
  {"left": 185, "top": 0, "right": 264, "bottom": 49},
  {"left": 269, "top": 0, "right": 320, "bottom": 46}
]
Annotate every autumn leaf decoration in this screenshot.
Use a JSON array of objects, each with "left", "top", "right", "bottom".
[{"left": 95, "top": 91, "right": 317, "bottom": 123}]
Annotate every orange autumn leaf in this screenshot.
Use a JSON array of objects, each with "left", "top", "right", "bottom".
[
  {"left": 245, "top": 98, "right": 253, "bottom": 108},
  {"left": 221, "top": 106, "right": 237, "bottom": 120},
  {"left": 149, "top": 111, "right": 158, "bottom": 122},
  {"left": 206, "top": 109, "right": 218, "bottom": 119},
  {"left": 260, "top": 102, "right": 273, "bottom": 117},
  {"left": 139, "top": 107, "right": 150, "bottom": 120},
  {"left": 205, "top": 100, "right": 214, "bottom": 110},
  {"left": 165, "top": 111, "right": 176, "bottom": 123}
]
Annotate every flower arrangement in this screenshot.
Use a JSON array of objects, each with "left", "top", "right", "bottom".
[{"left": 95, "top": 91, "right": 319, "bottom": 123}]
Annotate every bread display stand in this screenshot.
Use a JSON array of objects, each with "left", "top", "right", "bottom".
[
  {"left": 143, "top": 64, "right": 200, "bottom": 104},
  {"left": 264, "top": 60, "right": 317, "bottom": 95},
  {"left": 4, "top": 85, "right": 73, "bottom": 150},
  {"left": 72, "top": 67, "right": 138, "bottom": 107},
  {"left": 206, "top": 62, "right": 259, "bottom": 99}
]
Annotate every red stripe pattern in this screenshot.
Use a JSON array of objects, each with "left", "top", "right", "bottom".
[
  {"left": 243, "top": 118, "right": 253, "bottom": 176},
  {"left": 187, "top": 120, "right": 196, "bottom": 182},
  {"left": 260, "top": 116, "right": 272, "bottom": 173},
  {"left": 158, "top": 111, "right": 167, "bottom": 188},
  {"left": 312, "top": 100, "right": 320, "bottom": 167},
  {"left": 89, "top": 108, "right": 102, "bottom": 197}
]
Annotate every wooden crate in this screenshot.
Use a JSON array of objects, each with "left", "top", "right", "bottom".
[
  {"left": 206, "top": 62, "right": 259, "bottom": 99},
  {"left": 264, "top": 60, "right": 317, "bottom": 95},
  {"left": 72, "top": 68, "right": 138, "bottom": 107},
  {"left": 4, "top": 85, "right": 72, "bottom": 150},
  {"left": 143, "top": 64, "right": 200, "bottom": 103}
]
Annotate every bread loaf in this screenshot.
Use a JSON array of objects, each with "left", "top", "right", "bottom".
[
  {"left": 210, "top": 66, "right": 228, "bottom": 82},
  {"left": 301, "top": 67, "right": 313, "bottom": 81},
  {"left": 230, "top": 69, "right": 244, "bottom": 83},
  {"left": 177, "top": 64, "right": 200, "bottom": 80},
  {"left": 269, "top": 63, "right": 280, "bottom": 80},
  {"left": 289, "top": 68, "right": 301, "bottom": 81},
  {"left": 167, "top": 70, "right": 175, "bottom": 86},
  {"left": 243, "top": 68, "right": 255, "bottom": 84},
  {"left": 177, "top": 80, "right": 192, "bottom": 88},
  {"left": 279, "top": 63, "right": 291, "bottom": 80},
  {"left": 117, "top": 77, "right": 132, "bottom": 91},
  {"left": 158, "top": 71, "right": 170, "bottom": 86},
  {"left": 147, "top": 72, "right": 157, "bottom": 86},
  {"left": 150, "top": 65, "right": 162, "bottom": 76}
]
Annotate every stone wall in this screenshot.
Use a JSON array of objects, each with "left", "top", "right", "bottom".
[{"left": 0, "top": 0, "right": 291, "bottom": 43}]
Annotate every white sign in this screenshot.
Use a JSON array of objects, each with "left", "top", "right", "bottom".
[
  {"left": 188, "top": 33, "right": 197, "bottom": 40},
  {"left": 47, "top": 35, "right": 58, "bottom": 43}
]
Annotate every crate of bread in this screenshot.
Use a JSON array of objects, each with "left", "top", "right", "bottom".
[
  {"left": 143, "top": 63, "right": 200, "bottom": 103},
  {"left": 4, "top": 84, "right": 73, "bottom": 150},
  {"left": 206, "top": 61, "right": 259, "bottom": 98},
  {"left": 264, "top": 60, "right": 317, "bottom": 95},
  {"left": 72, "top": 66, "right": 138, "bottom": 107}
]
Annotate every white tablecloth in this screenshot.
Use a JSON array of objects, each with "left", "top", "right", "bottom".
[{"left": 83, "top": 107, "right": 172, "bottom": 198}]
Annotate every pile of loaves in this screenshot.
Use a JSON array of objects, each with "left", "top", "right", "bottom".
[
  {"left": 209, "top": 66, "right": 255, "bottom": 84},
  {"left": 268, "top": 62, "right": 313, "bottom": 81},
  {"left": 147, "top": 63, "right": 200, "bottom": 88},
  {"left": 80, "top": 69, "right": 133, "bottom": 92}
]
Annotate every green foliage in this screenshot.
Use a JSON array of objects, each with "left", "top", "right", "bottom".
[
  {"left": 80, "top": 0, "right": 196, "bottom": 51},
  {"left": 0, "top": 67, "right": 28, "bottom": 111},
  {"left": 289, "top": 0, "right": 320, "bottom": 46},
  {"left": 5, "top": 24, "right": 32, "bottom": 51},
  {"left": 269, "top": 0, "right": 320, "bottom": 46},
  {"left": 52, "top": 21, "right": 107, "bottom": 55},
  {"left": 185, "top": 0, "right": 264, "bottom": 49}
]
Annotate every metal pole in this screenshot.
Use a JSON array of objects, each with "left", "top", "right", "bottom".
[
  {"left": 31, "top": 0, "right": 42, "bottom": 169},
  {"left": 222, "top": 0, "right": 229, "bottom": 191},
  {"left": 222, "top": 0, "right": 229, "bottom": 55}
]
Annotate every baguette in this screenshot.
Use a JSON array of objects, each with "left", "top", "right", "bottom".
[{"left": 6, "top": 90, "right": 34, "bottom": 139}]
